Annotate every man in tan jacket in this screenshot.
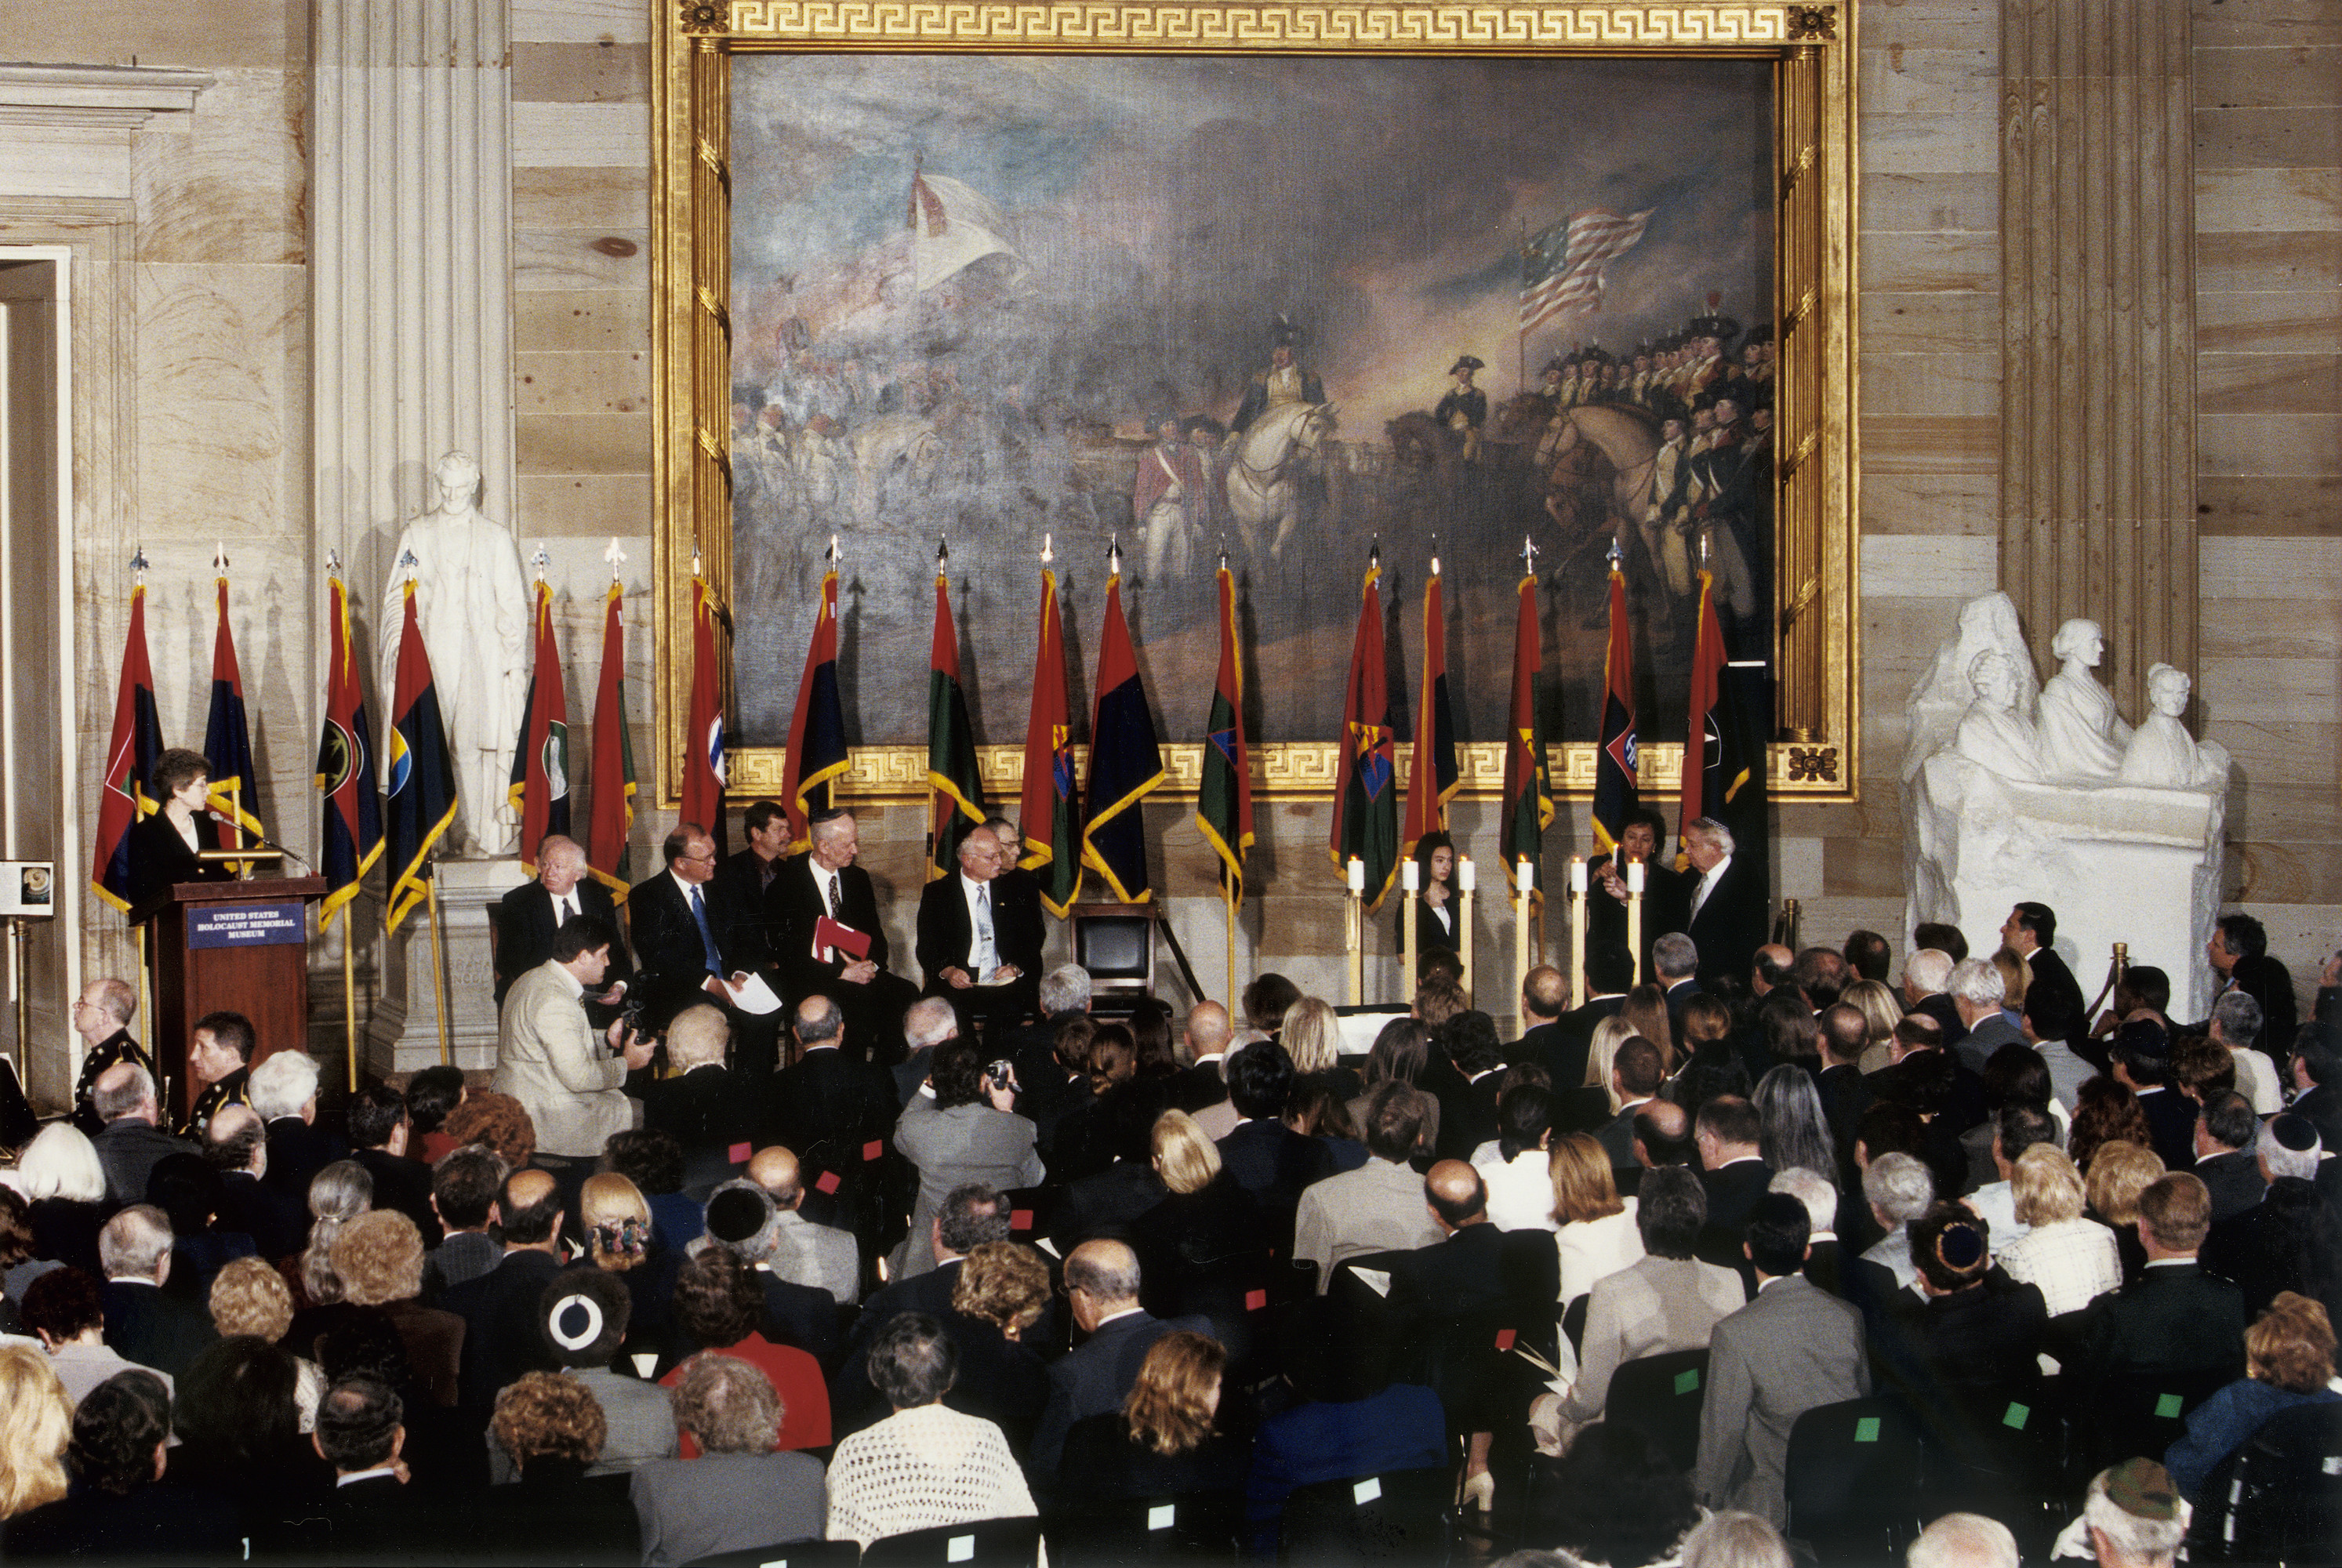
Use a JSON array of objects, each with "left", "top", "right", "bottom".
[{"left": 493, "top": 915, "right": 654, "bottom": 1160}]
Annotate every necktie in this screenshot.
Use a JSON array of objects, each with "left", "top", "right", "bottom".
[
  {"left": 826, "top": 873, "right": 843, "bottom": 921},
  {"left": 973, "top": 884, "right": 997, "bottom": 975},
  {"left": 1690, "top": 872, "right": 1713, "bottom": 921},
  {"left": 688, "top": 885, "right": 721, "bottom": 974},
  {"left": 558, "top": 895, "right": 576, "bottom": 927}
]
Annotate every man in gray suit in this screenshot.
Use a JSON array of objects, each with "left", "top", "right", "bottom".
[
  {"left": 492, "top": 916, "right": 655, "bottom": 1160},
  {"left": 750, "top": 1145, "right": 861, "bottom": 1305},
  {"left": 1293, "top": 1084, "right": 1443, "bottom": 1287},
  {"left": 1948, "top": 957, "right": 2024, "bottom": 1074},
  {"left": 1031, "top": 1238, "right": 1211, "bottom": 1472},
  {"left": 1694, "top": 1192, "right": 1870, "bottom": 1526},
  {"left": 891, "top": 1029, "right": 1044, "bottom": 1278}
]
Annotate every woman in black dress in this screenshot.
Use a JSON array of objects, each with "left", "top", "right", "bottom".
[
  {"left": 126, "top": 747, "right": 234, "bottom": 908},
  {"left": 1396, "top": 831, "right": 1462, "bottom": 958}
]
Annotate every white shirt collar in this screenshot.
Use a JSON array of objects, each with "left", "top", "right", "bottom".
[
  {"left": 1095, "top": 1305, "right": 1147, "bottom": 1329},
  {"left": 337, "top": 1466, "right": 401, "bottom": 1488}
]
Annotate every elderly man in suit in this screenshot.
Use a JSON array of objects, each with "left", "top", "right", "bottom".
[
  {"left": 2069, "top": 1173, "right": 2246, "bottom": 1401},
  {"left": 1294, "top": 1084, "right": 1442, "bottom": 1286},
  {"left": 629, "top": 822, "right": 788, "bottom": 1078},
  {"left": 492, "top": 915, "right": 655, "bottom": 1162},
  {"left": 1031, "top": 1238, "right": 1211, "bottom": 1472},
  {"left": 1671, "top": 817, "right": 1767, "bottom": 988},
  {"left": 492, "top": 833, "right": 631, "bottom": 1007},
  {"left": 251, "top": 1049, "right": 347, "bottom": 1199},
  {"left": 915, "top": 825, "right": 1045, "bottom": 1042},
  {"left": 768, "top": 808, "right": 920, "bottom": 1065},
  {"left": 1948, "top": 957, "right": 2024, "bottom": 1073},
  {"left": 1694, "top": 1192, "right": 1870, "bottom": 1527},
  {"left": 70, "top": 977, "right": 151, "bottom": 1137},
  {"left": 748, "top": 1145, "right": 861, "bottom": 1306},
  {"left": 98, "top": 1203, "right": 217, "bottom": 1379},
  {"left": 87, "top": 1064, "right": 192, "bottom": 1206}
]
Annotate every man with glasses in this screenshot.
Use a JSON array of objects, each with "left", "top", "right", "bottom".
[
  {"left": 630, "top": 822, "right": 786, "bottom": 1076},
  {"left": 771, "top": 808, "right": 919, "bottom": 1065}
]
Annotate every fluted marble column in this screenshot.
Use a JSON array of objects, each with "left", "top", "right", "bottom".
[
  {"left": 2000, "top": 0, "right": 2197, "bottom": 712},
  {"left": 310, "top": 0, "right": 515, "bottom": 1072}
]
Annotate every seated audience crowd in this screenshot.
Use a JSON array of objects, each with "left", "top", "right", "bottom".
[{"left": 5, "top": 856, "right": 2342, "bottom": 1568}]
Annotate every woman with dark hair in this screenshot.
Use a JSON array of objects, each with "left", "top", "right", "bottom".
[
  {"left": 403, "top": 1064, "right": 469, "bottom": 1165},
  {"left": 477, "top": 1371, "right": 641, "bottom": 1563},
  {"left": 1618, "top": 985, "right": 1676, "bottom": 1073},
  {"left": 1962, "top": 1042, "right": 2061, "bottom": 1189},
  {"left": 1127, "top": 997, "right": 1178, "bottom": 1080},
  {"left": 605, "top": 1128, "right": 700, "bottom": 1251},
  {"left": 0, "top": 1188, "right": 59, "bottom": 1326},
  {"left": 2068, "top": 1076, "right": 2155, "bottom": 1179},
  {"left": 1752, "top": 1065, "right": 1834, "bottom": 1181},
  {"left": 1396, "top": 831, "right": 1461, "bottom": 953},
  {"left": 1756, "top": 992, "right": 1821, "bottom": 1072},
  {"left": 1239, "top": 974, "right": 1302, "bottom": 1044},
  {"left": 1532, "top": 1420, "right": 1700, "bottom": 1568},
  {"left": 824, "top": 1312, "right": 1037, "bottom": 1548},
  {"left": 2, "top": 1369, "right": 241, "bottom": 1559},
  {"left": 1284, "top": 1080, "right": 1367, "bottom": 1172},
  {"left": 164, "top": 1335, "right": 331, "bottom": 1550},
  {"left": 1347, "top": 1017, "right": 1443, "bottom": 1153},
  {"left": 657, "top": 1247, "right": 829, "bottom": 1455},
  {"left": 1057, "top": 1330, "right": 1249, "bottom": 1516},
  {"left": 1482, "top": 1085, "right": 1560, "bottom": 1232},
  {"left": 126, "top": 747, "right": 234, "bottom": 908}
]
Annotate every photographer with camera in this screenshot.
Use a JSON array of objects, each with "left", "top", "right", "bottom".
[
  {"left": 492, "top": 913, "right": 658, "bottom": 1166},
  {"left": 890, "top": 1009, "right": 1042, "bottom": 1281}
]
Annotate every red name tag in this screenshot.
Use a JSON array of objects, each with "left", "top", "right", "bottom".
[
  {"left": 1244, "top": 1289, "right": 1269, "bottom": 1312},
  {"left": 862, "top": 1140, "right": 884, "bottom": 1162},
  {"left": 815, "top": 1171, "right": 841, "bottom": 1194},
  {"left": 1494, "top": 1329, "right": 1517, "bottom": 1351},
  {"left": 1010, "top": 1210, "right": 1033, "bottom": 1231},
  {"left": 728, "top": 1142, "right": 753, "bottom": 1164}
]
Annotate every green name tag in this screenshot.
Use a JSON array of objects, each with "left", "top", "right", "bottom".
[
  {"left": 1854, "top": 1416, "right": 1881, "bottom": 1443},
  {"left": 2003, "top": 1403, "right": 2030, "bottom": 1430},
  {"left": 1674, "top": 1368, "right": 1701, "bottom": 1396},
  {"left": 2155, "top": 1393, "right": 2184, "bottom": 1419}
]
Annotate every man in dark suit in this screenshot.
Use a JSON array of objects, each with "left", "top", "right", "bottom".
[
  {"left": 629, "top": 821, "right": 787, "bottom": 1076},
  {"left": 2289, "top": 1025, "right": 2342, "bottom": 1151},
  {"left": 2003, "top": 901, "right": 2087, "bottom": 1049},
  {"left": 766, "top": 808, "right": 920, "bottom": 1065},
  {"left": 439, "top": 1168, "right": 569, "bottom": 1409},
  {"left": 1593, "top": 1037, "right": 1668, "bottom": 1182},
  {"left": 1814, "top": 1004, "right": 1875, "bottom": 1154},
  {"left": 915, "top": 825, "right": 1044, "bottom": 1042},
  {"left": 88, "top": 1064, "right": 193, "bottom": 1207},
  {"left": 2111, "top": 1021, "right": 2201, "bottom": 1174},
  {"left": 1948, "top": 957, "right": 2025, "bottom": 1073},
  {"left": 492, "top": 833, "right": 632, "bottom": 1007},
  {"left": 1671, "top": 817, "right": 1768, "bottom": 988},
  {"left": 2207, "top": 912, "right": 2297, "bottom": 1062},
  {"left": 1694, "top": 1097, "right": 1775, "bottom": 1271},
  {"left": 250, "top": 1049, "right": 348, "bottom": 1200},
  {"left": 1031, "top": 1237, "right": 1211, "bottom": 1472},
  {"left": 711, "top": 800, "right": 795, "bottom": 952},
  {"left": 1654, "top": 934, "right": 1705, "bottom": 1030},
  {"left": 1169, "top": 1001, "right": 1234, "bottom": 1116},
  {"left": 846, "top": 1183, "right": 1012, "bottom": 1354},
  {"left": 2067, "top": 1172, "right": 2246, "bottom": 1404},
  {"left": 2199, "top": 1114, "right": 2337, "bottom": 1320},
  {"left": 1385, "top": 1160, "right": 1512, "bottom": 1322},
  {"left": 98, "top": 1204, "right": 217, "bottom": 1379},
  {"left": 1557, "top": 942, "right": 1635, "bottom": 1052},
  {"left": 638, "top": 1004, "right": 758, "bottom": 1193},
  {"left": 2190, "top": 1091, "right": 2267, "bottom": 1224},
  {"left": 313, "top": 1375, "right": 448, "bottom": 1562},
  {"left": 347, "top": 1083, "right": 443, "bottom": 1247},
  {"left": 202, "top": 1105, "right": 309, "bottom": 1261},
  {"left": 761, "top": 993, "right": 897, "bottom": 1178},
  {"left": 1214, "top": 1041, "right": 1334, "bottom": 1254},
  {"left": 1901, "top": 948, "right": 1970, "bottom": 1057},
  {"left": 1432, "top": 1011, "right": 1508, "bottom": 1163},
  {"left": 1512, "top": 965, "right": 1576, "bottom": 1084},
  {"left": 1865, "top": 1012, "right": 1989, "bottom": 1138}
]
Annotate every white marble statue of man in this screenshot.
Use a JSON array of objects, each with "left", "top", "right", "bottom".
[
  {"left": 379, "top": 452, "right": 529, "bottom": 856},
  {"left": 2119, "top": 663, "right": 2231, "bottom": 790},
  {"left": 1954, "top": 646, "right": 2046, "bottom": 782},
  {"left": 2036, "top": 618, "right": 2133, "bottom": 779}
]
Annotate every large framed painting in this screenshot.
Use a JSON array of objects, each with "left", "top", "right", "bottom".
[{"left": 652, "top": 2, "right": 1858, "bottom": 807}]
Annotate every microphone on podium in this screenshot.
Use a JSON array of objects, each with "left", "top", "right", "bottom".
[{"left": 205, "top": 808, "right": 314, "bottom": 872}]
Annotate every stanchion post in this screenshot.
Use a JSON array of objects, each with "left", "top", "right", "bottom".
[
  {"left": 1457, "top": 857, "right": 1476, "bottom": 1004},
  {"left": 1512, "top": 858, "right": 1533, "bottom": 1021},
  {"left": 1567, "top": 857, "right": 1588, "bottom": 1009},
  {"left": 1344, "top": 857, "right": 1364, "bottom": 1007},
  {"left": 339, "top": 913, "right": 359, "bottom": 1092},
  {"left": 424, "top": 877, "right": 452, "bottom": 1067}
]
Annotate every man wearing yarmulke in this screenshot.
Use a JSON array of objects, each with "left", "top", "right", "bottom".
[{"left": 2048, "top": 1457, "right": 2190, "bottom": 1566}]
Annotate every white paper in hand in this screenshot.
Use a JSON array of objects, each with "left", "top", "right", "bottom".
[
  {"left": 1350, "top": 1267, "right": 1392, "bottom": 1298},
  {"left": 727, "top": 973, "right": 782, "bottom": 1014}
]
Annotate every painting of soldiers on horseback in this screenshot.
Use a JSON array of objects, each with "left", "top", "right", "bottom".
[{"left": 724, "top": 52, "right": 1777, "bottom": 752}]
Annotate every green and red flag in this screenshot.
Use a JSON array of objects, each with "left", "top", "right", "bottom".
[
  {"left": 1080, "top": 554, "right": 1165, "bottom": 904},
  {"left": 315, "top": 568, "right": 383, "bottom": 930},
  {"left": 1329, "top": 553, "right": 1398, "bottom": 913},
  {"left": 1400, "top": 560, "right": 1460, "bottom": 862},
  {"left": 507, "top": 579, "right": 571, "bottom": 874},
  {"left": 1590, "top": 546, "right": 1639, "bottom": 852},
  {"left": 782, "top": 564, "right": 850, "bottom": 852},
  {"left": 1679, "top": 567, "right": 1730, "bottom": 869},
  {"left": 681, "top": 569, "right": 728, "bottom": 851},
  {"left": 1194, "top": 561, "right": 1254, "bottom": 911},
  {"left": 925, "top": 554, "right": 987, "bottom": 881},
  {"left": 586, "top": 576, "right": 637, "bottom": 896},
  {"left": 91, "top": 575, "right": 165, "bottom": 913},
  {"left": 1019, "top": 565, "right": 1081, "bottom": 917},
  {"left": 1502, "top": 563, "right": 1556, "bottom": 906},
  {"left": 384, "top": 573, "right": 459, "bottom": 933}
]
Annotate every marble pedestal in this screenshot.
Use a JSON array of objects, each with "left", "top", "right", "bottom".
[
  {"left": 1906, "top": 753, "right": 2224, "bottom": 1020},
  {"left": 365, "top": 858, "right": 527, "bottom": 1076}
]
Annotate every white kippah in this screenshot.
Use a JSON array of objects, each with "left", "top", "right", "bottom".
[{"left": 546, "top": 1293, "right": 604, "bottom": 1353}]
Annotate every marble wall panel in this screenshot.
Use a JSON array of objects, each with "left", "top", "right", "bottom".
[
  {"left": 27, "top": 0, "right": 306, "bottom": 70},
  {"left": 2199, "top": 413, "right": 2342, "bottom": 476},
  {"left": 513, "top": 229, "right": 649, "bottom": 292},
  {"left": 2197, "top": 169, "right": 2342, "bottom": 232},
  {"left": 131, "top": 67, "right": 304, "bottom": 264},
  {"left": 518, "top": 474, "right": 654, "bottom": 536},
  {"left": 511, "top": 42, "right": 649, "bottom": 103},
  {"left": 515, "top": 349, "right": 648, "bottom": 414},
  {"left": 1861, "top": 353, "right": 2001, "bottom": 419},
  {"left": 2198, "top": 230, "right": 2342, "bottom": 292},
  {"left": 511, "top": 0, "right": 651, "bottom": 45},
  {"left": 2197, "top": 106, "right": 2342, "bottom": 170},
  {"left": 514, "top": 168, "right": 649, "bottom": 229},
  {"left": 1861, "top": 535, "right": 2001, "bottom": 601},
  {"left": 516, "top": 412, "right": 652, "bottom": 474},
  {"left": 514, "top": 289, "right": 651, "bottom": 351},
  {"left": 2202, "top": 536, "right": 2342, "bottom": 597},
  {"left": 2195, "top": 44, "right": 2342, "bottom": 108},
  {"left": 2198, "top": 289, "right": 2342, "bottom": 352},
  {"left": 1862, "top": 114, "right": 2002, "bottom": 177},
  {"left": 1862, "top": 472, "right": 1998, "bottom": 535},
  {"left": 2200, "top": 592, "right": 2342, "bottom": 658},
  {"left": 1861, "top": 46, "right": 1997, "bottom": 115},
  {"left": 1862, "top": 292, "right": 2004, "bottom": 355},
  {"left": 1862, "top": 230, "right": 2000, "bottom": 293},
  {"left": 1860, "top": 415, "right": 2000, "bottom": 474},
  {"left": 1862, "top": 171, "right": 1999, "bottom": 235},
  {"left": 513, "top": 102, "right": 648, "bottom": 169},
  {"left": 2199, "top": 351, "right": 2342, "bottom": 414},
  {"left": 1865, "top": 0, "right": 1999, "bottom": 55}
]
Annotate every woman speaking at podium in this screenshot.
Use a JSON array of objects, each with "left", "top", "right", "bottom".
[{"left": 128, "top": 748, "right": 236, "bottom": 908}]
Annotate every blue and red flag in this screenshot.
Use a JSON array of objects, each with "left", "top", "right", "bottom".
[
  {"left": 586, "top": 577, "right": 637, "bottom": 896},
  {"left": 385, "top": 577, "right": 459, "bottom": 932},
  {"left": 1591, "top": 549, "right": 1639, "bottom": 851},
  {"left": 1080, "top": 560, "right": 1164, "bottom": 904},
  {"left": 91, "top": 581, "right": 165, "bottom": 913},
  {"left": 926, "top": 563, "right": 987, "bottom": 880},
  {"left": 1330, "top": 554, "right": 1398, "bottom": 912},
  {"left": 1019, "top": 567, "right": 1080, "bottom": 917},
  {"left": 316, "top": 570, "right": 383, "bottom": 929},
  {"left": 1502, "top": 566, "right": 1556, "bottom": 906},
  {"left": 782, "top": 565, "right": 850, "bottom": 851},
  {"left": 202, "top": 571, "right": 263, "bottom": 854}
]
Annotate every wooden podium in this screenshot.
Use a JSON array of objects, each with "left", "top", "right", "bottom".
[{"left": 133, "top": 877, "right": 327, "bottom": 1123}]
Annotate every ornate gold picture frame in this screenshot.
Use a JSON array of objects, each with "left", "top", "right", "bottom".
[{"left": 650, "top": 2, "right": 1858, "bottom": 807}]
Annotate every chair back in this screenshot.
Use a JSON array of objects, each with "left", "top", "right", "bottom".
[
  {"left": 862, "top": 1516, "right": 1044, "bottom": 1568},
  {"left": 1279, "top": 1466, "right": 1454, "bottom": 1565},
  {"left": 1051, "top": 1489, "right": 1242, "bottom": 1566},
  {"left": 1601, "top": 1348, "right": 1710, "bottom": 1475},
  {"left": 683, "top": 1538, "right": 859, "bottom": 1568},
  {"left": 1785, "top": 1395, "right": 1930, "bottom": 1563},
  {"left": 2187, "top": 1399, "right": 2342, "bottom": 1563},
  {"left": 2086, "top": 1366, "right": 2235, "bottom": 1469}
]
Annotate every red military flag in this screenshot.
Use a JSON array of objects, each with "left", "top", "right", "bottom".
[
  {"left": 202, "top": 568, "right": 263, "bottom": 852},
  {"left": 91, "top": 579, "right": 165, "bottom": 913},
  {"left": 781, "top": 565, "right": 850, "bottom": 851},
  {"left": 1080, "top": 560, "right": 1165, "bottom": 904},
  {"left": 1679, "top": 566, "right": 1728, "bottom": 868},
  {"left": 1194, "top": 562, "right": 1254, "bottom": 910},
  {"left": 1020, "top": 565, "right": 1080, "bottom": 917},
  {"left": 586, "top": 577, "right": 637, "bottom": 895},
  {"left": 507, "top": 580, "right": 571, "bottom": 874},
  {"left": 1590, "top": 547, "right": 1639, "bottom": 852},
  {"left": 1400, "top": 562, "right": 1460, "bottom": 861},
  {"left": 1329, "top": 554, "right": 1398, "bottom": 912},
  {"left": 1501, "top": 566, "right": 1556, "bottom": 906},
  {"left": 925, "top": 562, "right": 987, "bottom": 880}
]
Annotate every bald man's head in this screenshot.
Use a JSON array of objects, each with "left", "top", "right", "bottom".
[
  {"left": 496, "top": 1168, "right": 563, "bottom": 1247},
  {"left": 92, "top": 1062, "right": 156, "bottom": 1125},
  {"left": 1425, "top": 1160, "right": 1487, "bottom": 1229},
  {"left": 1185, "top": 1002, "right": 1232, "bottom": 1060},
  {"left": 202, "top": 1103, "right": 266, "bottom": 1175},
  {"left": 1522, "top": 965, "right": 1567, "bottom": 1021},
  {"left": 1064, "top": 1238, "right": 1142, "bottom": 1327},
  {"left": 750, "top": 1146, "right": 803, "bottom": 1207},
  {"left": 1633, "top": 1098, "right": 1694, "bottom": 1169}
]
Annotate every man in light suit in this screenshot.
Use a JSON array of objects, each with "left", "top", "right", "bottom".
[
  {"left": 1694, "top": 1192, "right": 1869, "bottom": 1527},
  {"left": 1294, "top": 1084, "right": 1443, "bottom": 1287},
  {"left": 891, "top": 1031, "right": 1044, "bottom": 1279},
  {"left": 915, "top": 826, "right": 1045, "bottom": 1042},
  {"left": 1031, "top": 1237, "right": 1212, "bottom": 1472},
  {"left": 749, "top": 1145, "right": 861, "bottom": 1306},
  {"left": 492, "top": 834, "right": 631, "bottom": 1007},
  {"left": 492, "top": 915, "right": 655, "bottom": 1161}
]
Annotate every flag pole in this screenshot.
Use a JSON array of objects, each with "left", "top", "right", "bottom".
[
  {"left": 1224, "top": 887, "right": 1236, "bottom": 1013},
  {"left": 340, "top": 909, "right": 358, "bottom": 1092},
  {"left": 424, "top": 877, "right": 452, "bottom": 1066},
  {"left": 1457, "top": 856, "right": 1476, "bottom": 1006}
]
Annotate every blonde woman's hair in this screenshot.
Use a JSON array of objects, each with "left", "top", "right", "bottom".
[
  {"left": 579, "top": 1173, "right": 652, "bottom": 1272},
  {"left": 0, "top": 1345, "right": 71, "bottom": 1519},
  {"left": 1618, "top": 985, "right": 1674, "bottom": 1067},
  {"left": 332, "top": 1210, "right": 426, "bottom": 1306},
  {"left": 950, "top": 1242, "right": 1051, "bottom": 1336},
  {"left": 1549, "top": 1133, "right": 1626, "bottom": 1225},
  {"left": 300, "top": 1160, "right": 374, "bottom": 1306},
  {"left": 209, "top": 1255, "right": 295, "bottom": 1342},
  {"left": 2010, "top": 1144, "right": 2086, "bottom": 1229},
  {"left": 1989, "top": 948, "right": 2028, "bottom": 1009},
  {"left": 1280, "top": 997, "right": 1341, "bottom": 1076},
  {"left": 1151, "top": 1109, "right": 1222, "bottom": 1196},
  {"left": 1843, "top": 979, "right": 1903, "bottom": 1047},
  {"left": 2084, "top": 1139, "right": 2165, "bottom": 1226},
  {"left": 2246, "top": 1292, "right": 2337, "bottom": 1395},
  {"left": 14, "top": 1125, "right": 105, "bottom": 1203},
  {"left": 1585, "top": 1015, "right": 1637, "bottom": 1109}
]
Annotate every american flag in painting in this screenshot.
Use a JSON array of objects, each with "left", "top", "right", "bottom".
[{"left": 1520, "top": 208, "right": 1654, "bottom": 332}]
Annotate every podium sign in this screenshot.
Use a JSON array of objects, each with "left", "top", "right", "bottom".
[{"left": 134, "top": 878, "right": 327, "bottom": 1122}]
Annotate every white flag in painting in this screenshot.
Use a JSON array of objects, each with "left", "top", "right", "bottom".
[{"left": 910, "top": 172, "right": 1024, "bottom": 294}]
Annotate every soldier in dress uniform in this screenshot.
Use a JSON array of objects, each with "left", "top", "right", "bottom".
[
  {"left": 1642, "top": 416, "right": 1697, "bottom": 599},
  {"left": 1230, "top": 316, "right": 1325, "bottom": 437},
  {"left": 1534, "top": 357, "right": 1569, "bottom": 416},
  {"left": 1436, "top": 355, "right": 1489, "bottom": 463},
  {"left": 70, "top": 978, "right": 152, "bottom": 1137},
  {"left": 180, "top": 1010, "right": 258, "bottom": 1142}
]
